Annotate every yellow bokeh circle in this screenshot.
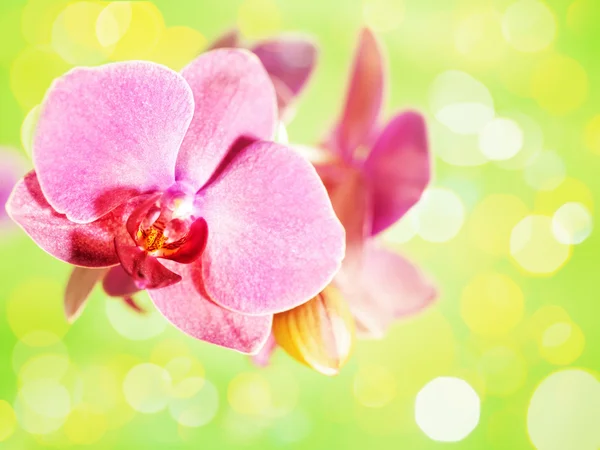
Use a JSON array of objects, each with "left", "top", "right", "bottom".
[
  {"left": 510, "top": 215, "right": 571, "bottom": 275},
  {"left": 228, "top": 372, "right": 272, "bottom": 416},
  {"left": 461, "top": 273, "right": 524, "bottom": 337},
  {"left": 535, "top": 177, "right": 594, "bottom": 215},
  {"left": 530, "top": 54, "right": 589, "bottom": 115},
  {"left": 238, "top": 0, "right": 282, "bottom": 39},
  {"left": 64, "top": 405, "right": 107, "bottom": 445},
  {"left": 353, "top": 364, "right": 397, "bottom": 408},
  {"left": 0, "top": 400, "right": 17, "bottom": 442}
]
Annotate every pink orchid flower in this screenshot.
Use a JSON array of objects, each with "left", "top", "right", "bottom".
[
  {"left": 209, "top": 29, "right": 317, "bottom": 121},
  {"left": 6, "top": 49, "right": 345, "bottom": 354},
  {"left": 254, "top": 28, "right": 437, "bottom": 374}
]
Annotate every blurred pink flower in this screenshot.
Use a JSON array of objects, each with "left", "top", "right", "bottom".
[
  {"left": 209, "top": 29, "right": 317, "bottom": 121},
  {"left": 6, "top": 49, "right": 345, "bottom": 354},
  {"left": 259, "top": 28, "right": 437, "bottom": 373}
]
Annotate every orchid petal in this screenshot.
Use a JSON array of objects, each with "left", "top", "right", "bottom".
[
  {"left": 102, "top": 265, "right": 140, "bottom": 298},
  {"left": 338, "top": 242, "right": 436, "bottom": 339},
  {"left": 364, "top": 111, "right": 430, "bottom": 236},
  {"left": 64, "top": 267, "right": 109, "bottom": 322},
  {"left": 114, "top": 240, "right": 181, "bottom": 290},
  {"left": 7, "top": 172, "right": 140, "bottom": 267},
  {"left": 332, "top": 28, "right": 384, "bottom": 159},
  {"left": 176, "top": 49, "right": 277, "bottom": 190},
  {"left": 33, "top": 61, "right": 194, "bottom": 223},
  {"left": 251, "top": 35, "right": 317, "bottom": 98},
  {"left": 197, "top": 140, "right": 345, "bottom": 315},
  {"left": 147, "top": 262, "right": 272, "bottom": 353},
  {"left": 251, "top": 334, "right": 277, "bottom": 367},
  {"left": 0, "top": 147, "right": 29, "bottom": 225}
]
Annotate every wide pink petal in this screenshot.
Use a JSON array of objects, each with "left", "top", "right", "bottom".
[
  {"left": 33, "top": 61, "right": 194, "bottom": 223},
  {"left": 7, "top": 172, "right": 139, "bottom": 267},
  {"left": 331, "top": 28, "right": 384, "bottom": 159},
  {"left": 337, "top": 242, "right": 436, "bottom": 339},
  {"left": 64, "top": 267, "right": 109, "bottom": 322},
  {"left": 176, "top": 49, "right": 277, "bottom": 190},
  {"left": 364, "top": 111, "right": 431, "bottom": 236},
  {"left": 208, "top": 29, "right": 241, "bottom": 50},
  {"left": 102, "top": 265, "right": 140, "bottom": 298},
  {"left": 147, "top": 262, "right": 272, "bottom": 354},
  {"left": 251, "top": 35, "right": 317, "bottom": 97},
  {"left": 197, "top": 140, "right": 345, "bottom": 315}
]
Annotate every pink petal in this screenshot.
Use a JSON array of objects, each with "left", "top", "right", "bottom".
[
  {"left": 64, "top": 267, "right": 109, "bottom": 322},
  {"left": 102, "top": 265, "right": 140, "bottom": 297},
  {"left": 176, "top": 49, "right": 277, "bottom": 190},
  {"left": 338, "top": 242, "right": 436, "bottom": 339},
  {"left": 197, "top": 140, "right": 345, "bottom": 315},
  {"left": 114, "top": 240, "right": 182, "bottom": 290},
  {"left": 251, "top": 35, "right": 317, "bottom": 97},
  {"left": 7, "top": 172, "right": 140, "bottom": 267},
  {"left": 147, "top": 262, "right": 272, "bottom": 353},
  {"left": 251, "top": 333, "right": 277, "bottom": 367},
  {"left": 0, "top": 147, "right": 29, "bottom": 225},
  {"left": 33, "top": 61, "right": 194, "bottom": 223},
  {"left": 331, "top": 28, "right": 384, "bottom": 159},
  {"left": 208, "top": 29, "right": 241, "bottom": 50},
  {"left": 364, "top": 111, "right": 431, "bottom": 236}
]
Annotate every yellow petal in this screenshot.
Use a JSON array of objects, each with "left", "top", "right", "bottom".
[{"left": 272, "top": 285, "right": 355, "bottom": 376}]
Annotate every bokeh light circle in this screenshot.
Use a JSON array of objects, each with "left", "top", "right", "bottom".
[
  {"left": 64, "top": 405, "right": 107, "bottom": 445},
  {"left": 530, "top": 54, "right": 589, "bottom": 115},
  {"left": 478, "top": 118, "right": 524, "bottom": 160},
  {"left": 461, "top": 273, "right": 524, "bottom": 337},
  {"left": 552, "top": 202, "right": 592, "bottom": 245},
  {"left": 0, "top": 400, "right": 17, "bottom": 442},
  {"left": 415, "top": 188, "right": 465, "bottom": 242},
  {"left": 535, "top": 177, "right": 594, "bottom": 215},
  {"left": 540, "top": 321, "right": 585, "bottom": 365},
  {"left": 380, "top": 208, "right": 419, "bottom": 244},
  {"left": 455, "top": 11, "right": 506, "bottom": 63},
  {"left": 528, "top": 369, "right": 600, "bottom": 449},
  {"left": 123, "top": 363, "right": 172, "bottom": 413},
  {"left": 478, "top": 346, "right": 527, "bottom": 396},
  {"left": 353, "top": 365, "right": 397, "bottom": 408},
  {"left": 495, "top": 111, "right": 544, "bottom": 170},
  {"left": 502, "top": 0, "right": 556, "bottom": 52},
  {"left": 584, "top": 115, "right": 600, "bottom": 154},
  {"left": 467, "top": 194, "right": 529, "bottom": 256},
  {"left": 7, "top": 279, "right": 69, "bottom": 344},
  {"left": 105, "top": 293, "right": 167, "bottom": 340},
  {"left": 524, "top": 151, "right": 565, "bottom": 191},
  {"left": 169, "top": 379, "right": 219, "bottom": 427},
  {"left": 415, "top": 377, "right": 480, "bottom": 442},
  {"left": 429, "top": 70, "right": 494, "bottom": 135},
  {"left": 96, "top": 2, "right": 132, "bottom": 47},
  {"left": 228, "top": 372, "right": 271, "bottom": 416},
  {"left": 363, "top": 0, "right": 405, "bottom": 33},
  {"left": 510, "top": 215, "right": 571, "bottom": 274}
]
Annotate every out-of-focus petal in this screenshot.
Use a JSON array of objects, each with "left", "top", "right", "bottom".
[
  {"left": 147, "top": 262, "right": 273, "bottom": 354},
  {"left": 102, "top": 265, "right": 140, "bottom": 298},
  {"left": 114, "top": 240, "right": 181, "bottom": 290},
  {"left": 329, "top": 168, "right": 371, "bottom": 273},
  {"left": 176, "top": 49, "right": 277, "bottom": 190},
  {"left": 208, "top": 28, "right": 241, "bottom": 50},
  {"left": 251, "top": 35, "right": 317, "bottom": 96},
  {"left": 7, "top": 172, "right": 140, "bottom": 267},
  {"left": 251, "top": 333, "right": 277, "bottom": 367},
  {"left": 64, "top": 267, "right": 109, "bottom": 323},
  {"left": 338, "top": 242, "right": 436, "bottom": 339},
  {"left": 332, "top": 27, "right": 384, "bottom": 159},
  {"left": 33, "top": 61, "right": 194, "bottom": 223},
  {"left": 197, "top": 140, "right": 345, "bottom": 315},
  {"left": 364, "top": 111, "right": 430, "bottom": 236},
  {"left": 272, "top": 285, "right": 355, "bottom": 376}
]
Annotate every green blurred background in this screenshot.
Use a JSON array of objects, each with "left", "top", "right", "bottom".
[{"left": 1, "top": 0, "right": 600, "bottom": 448}]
